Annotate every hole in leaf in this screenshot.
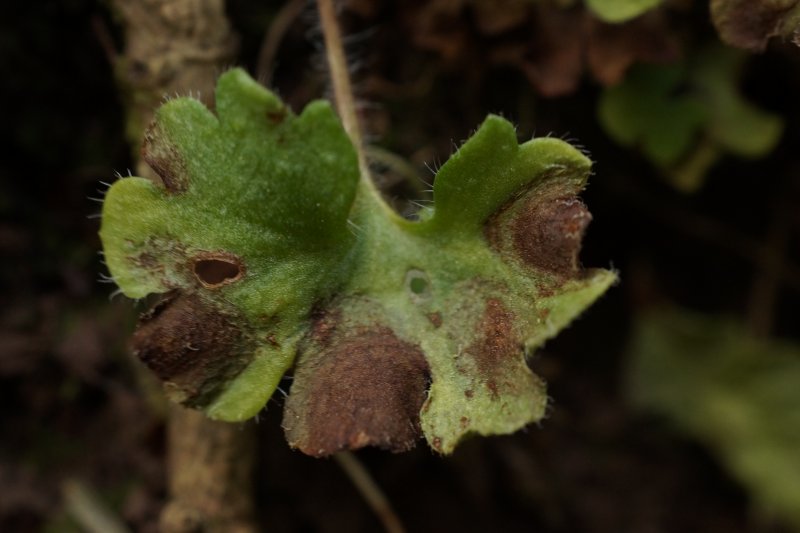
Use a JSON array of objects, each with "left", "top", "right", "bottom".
[
  {"left": 410, "top": 276, "right": 428, "bottom": 294},
  {"left": 405, "top": 269, "right": 431, "bottom": 300},
  {"left": 193, "top": 254, "right": 244, "bottom": 288}
]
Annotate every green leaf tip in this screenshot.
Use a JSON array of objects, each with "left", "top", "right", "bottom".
[
  {"left": 586, "top": 0, "right": 662, "bottom": 23},
  {"left": 428, "top": 115, "right": 592, "bottom": 235},
  {"left": 101, "top": 69, "right": 614, "bottom": 456}
]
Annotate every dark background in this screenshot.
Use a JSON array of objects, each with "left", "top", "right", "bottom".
[{"left": 1, "top": 1, "right": 799, "bottom": 531}]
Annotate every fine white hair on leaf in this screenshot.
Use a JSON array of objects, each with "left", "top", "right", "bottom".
[
  {"left": 108, "top": 288, "right": 124, "bottom": 301},
  {"left": 347, "top": 218, "right": 363, "bottom": 236},
  {"left": 97, "top": 272, "right": 116, "bottom": 284}
]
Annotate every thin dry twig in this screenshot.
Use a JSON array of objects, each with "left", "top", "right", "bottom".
[
  {"left": 90, "top": 15, "right": 119, "bottom": 67},
  {"left": 334, "top": 452, "right": 406, "bottom": 533},
  {"left": 62, "top": 479, "right": 130, "bottom": 533},
  {"left": 316, "top": 5, "right": 405, "bottom": 528},
  {"left": 315, "top": 0, "right": 373, "bottom": 189},
  {"left": 256, "top": 0, "right": 306, "bottom": 85},
  {"left": 110, "top": 2, "right": 256, "bottom": 531}
]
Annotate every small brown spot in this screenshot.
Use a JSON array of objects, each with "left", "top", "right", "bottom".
[
  {"left": 267, "top": 106, "right": 288, "bottom": 124},
  {"left": 191, "top": 251, "right": 245, "bottom": 288},
  {"left": 308, "top": 305, "right": 341, "bottom": 345},
  {"left": 283, "top": 309, "right": 430, "bottom": 457},
  {"left": 133, "top": 250, "right": 159, "bottom": 270},
  {"left": 142, "top": 121, "right": 189, "bottom": 193},
  {"left": 427, "top": 312, "right": 442, "bottom": 328},
  {"left": 432, "top": 437, "right": 443, "bottom": 451},
  {"left": 536, "top": 283, "right": 555, "bottom": 298},
  {"left": 132, "top": 292, "right": 253, "bottom": 408},
  {"left": 487, "top": 380, "right": 499, "bottom": 399},
  {"left": 459, "top": 416, "right": 470, "bottom": 429},
  {"left": 266, "top": 333, "right": 280, "bottom": 347},
  {"left": 464, "top": 389, "right": 474, "bottom": 399}
]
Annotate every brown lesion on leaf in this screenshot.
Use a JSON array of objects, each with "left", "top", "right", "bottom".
[
  {"left": 283, "top": 305, "right": 430, "bottom": 457},
  {"left": 464, "top": 298, "right": 520, "bottom": 400},
  {"left": 191, "top": 251, "right": 245, "bottom": 289},
  {"left": 132, "top": 291, "right": 253, "bottom": 408},
  {"left": 129, "top": 237, "right": 187, "bottom": 290},
  {"left": 485, "top": 181, "right": 591, "bottom": 278},
  {"left": 131, "top": 249, "right": 169, "bottom": 287},
  {"left": 307, "top": 305, "right": 341, "bottom": 345},
  {"left": 141, "top": 121, "right": 190, "bottom": 193},
  {"left": 265, "top": 333, "right": 280, "bottom": 348},
  {"left": 266, "top": 106, "right": 288, "bottom": 124}
]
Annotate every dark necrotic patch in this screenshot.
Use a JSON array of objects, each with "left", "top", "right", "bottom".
[
  {"left": 486, "top": 183, "right": 591, "bottom": 277},
  {"left": 132, "top": 292, "right": 252, "bottom": 408},
  {"left": 283, "top": 314, "right": 430, "bottom": 457},
  {"left": 511, "top": 195, "right": 591, "bottom": 274}
]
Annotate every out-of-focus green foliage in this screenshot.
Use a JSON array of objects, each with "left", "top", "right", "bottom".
[
  {"left": 628, "top": 309, "right": 800, "bottom": 530},
  {"left": 597, "top": 64, "right": 706, "bottom": 167},
  {"left": 585, "top": 0, "right": 662, "bottom": 23},
  {"left": 598, "top": 45, "right": 783, "bottom": 192}
]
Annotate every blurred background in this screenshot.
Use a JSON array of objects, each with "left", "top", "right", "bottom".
[{"left": 1, "top": 0, "right": 799, "bottom": 531}]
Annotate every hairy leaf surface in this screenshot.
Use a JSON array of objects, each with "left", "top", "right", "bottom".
[{"left": 101, "top": 69, "right": 615, "bottom": 455}]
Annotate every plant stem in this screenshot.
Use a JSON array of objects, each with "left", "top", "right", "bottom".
[
  {"left": 334, "top": 452, "right": 406, "bottom": 533},
  {"left": 62, "top": 479, "right": 130, "bottom": 533},
  {"left": 161, "top": 406, "right": 257, "bottom": 533},
  {"left": 256, "top": 0, "right": 306, "bottom": 85},
  {"left": 315, "top": 3, "right": 406, "bottom": 531},
  {"left": 110, "top": 2, "right": 256, "bottom": 532},
  {"left": 315, "top": 0, "right": 378, "bottom": 199}
]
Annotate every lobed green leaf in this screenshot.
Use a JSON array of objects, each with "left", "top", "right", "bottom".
[{"left": 101, "top": 68, "right": 615, "bottom": 454}]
